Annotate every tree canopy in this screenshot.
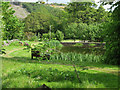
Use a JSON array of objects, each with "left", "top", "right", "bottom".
[
  {"left": 25, "top": 12, "right": 52, "bottom": 35},
  {"left": 2, "top": 2, "right": 24, "bottom": 40},
  {"left": 65, "top": 2, "right": 110, "bottom": 24},
  {"left": 103, "top": 1, "right": 120, "bottom": 65}
]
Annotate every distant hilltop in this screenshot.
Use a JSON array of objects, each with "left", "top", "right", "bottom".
[
  {"left": 3, "top": 0, "right": 19, "bottom": 2},
  {"left": 3, "top": 2, "right": 67, "bottom": 19},
  {"left": 49, "top": 5, "right": 66, "bottom": 9}
]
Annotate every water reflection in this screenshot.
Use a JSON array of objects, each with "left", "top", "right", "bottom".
[{"left": 60, "top": 46, "right": 105, "bottom": 55}]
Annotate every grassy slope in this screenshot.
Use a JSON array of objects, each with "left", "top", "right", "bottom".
[{"left": 2, "top": 45, "right": 119, "bottom": 88}]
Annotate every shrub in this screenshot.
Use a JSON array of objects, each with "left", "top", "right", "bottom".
[
  {"left": 56, "top": 30, "right": 64, "bottom": 41},
  {"left": 24, "top": 40, "right": 63, "bottom": 60},
  {"left": 42, "top": 33, "right": 49, "bottom": 39},
  {"left": 42, "top": 32, "right": 56, "bottom": 40},
  {"left": 29, "top": 35, "right": 38, "bottom": 41},
  {"left": 49, "top": 32, "right": 56, "bottom": 40},
  {"left": 24, "top": 32, "right": 34, "bottom": 41},
  {"left": 45, "top": 40, "right": 63, "bottom": 51}
]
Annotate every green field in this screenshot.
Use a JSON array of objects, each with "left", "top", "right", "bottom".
[{"left": 2, "top": 44, "right": 119, "bottom": 88}]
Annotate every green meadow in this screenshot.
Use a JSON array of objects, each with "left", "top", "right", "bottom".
[{"left": 2, "top": 44, "right": 119, "bottom": 88}]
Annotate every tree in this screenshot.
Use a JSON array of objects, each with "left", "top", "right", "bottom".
[
  {"left": 103, "top": 1, "right": 120, "bottom": 65},
  {"left": 65, "top": 2, "right": 110, "bottom": 24},
  {"left": 77, "top": 23, "right": 88, "bottom": 41},
  {"left": 25, "top": 12, "right": 52, "bottom": 35},
  {"left": 64, "top": 23, "right": 78, "bottom": 41},
  {"left": 65, "top": 22, "right": 104, "bottom": 42},
  {"left": 42, "top": 32, "right": 55, "bottom": 40},
  {"left": 22, "top": 2, "right": 68, "bottom": 33},
  {"left": 46, "top": 7, "right": 69, "bottom": 32},
  {"left": 65, "top": 2, "right": 98, "bottom": 24},
  {"left": 56, "top": 30, "right": 64, "bottom": 41},
  {"left": 2, "top": 2, "right": 24, "bottom": 40}
]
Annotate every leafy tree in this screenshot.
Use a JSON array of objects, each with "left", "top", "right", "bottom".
[
  {"left": 65, "top": 22, "right": 104, "bottom": 42},
  {"left": 96, "top": 5, "right": 111, "bottom": 23},
  {"left": 56, "top": 30, "right": 64, "bottom": 41},
  {"left": 65, "top": 2, "right": 110, "bottom": 24},
  {"left": 2, "top": 2, "right": 24, "bottom": 40},
  {"left": 65, "top": 2, "right": 98, "bottom": 24},
  {"left": 64, "top": 23, "right": 78, "bottom": 41},
  {"left": 77, "top": 23, "right": 88, "bottom": 41},
  {"left": 24, "top": 32, "right": 36, "bottom": 41},
  {"left": 25, "top": 12, "right": 52, "bottom": 35},
  {"left": 42, "top": 32, "right": 55, "bottom": 40},
  {"left": 48, "top": 32, "right": 56, "bottom": 40},
  {"left": 103, "top": 1, "right": 120, "bottom": 65},
  {"left": 45, "top": 6, "right": 69, "bottom": 32},
  {"left": 22, "top": 2, "right": 68, "bottom": 33}
]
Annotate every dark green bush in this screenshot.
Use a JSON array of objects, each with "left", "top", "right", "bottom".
[
  {"left": 56, "top": 30, "right": 64, "bottom": 41},
  {"left": 29, "top": 35, "right": 38, "bottom": 41},
  {"left": 45, "top": 40, "right": 63, "bottom": 50},
  {"left": 42, "top": 32, "right": 56, "bottom": 40}
]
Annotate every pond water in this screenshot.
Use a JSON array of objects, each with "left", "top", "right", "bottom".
[{"left": 60, "top": 46, "right": 105, "bottom": 55}]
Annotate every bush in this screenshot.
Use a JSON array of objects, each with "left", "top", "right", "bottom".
[
  {"left": 24, "top": 40, "right": 63, "bottom": 60},
  {"left": 29, "top": 35, "right": 38, "bottom": 41},
  {"left": 42, "top": 32, "right": 56, "bottom": 40},
  {"left": 45, "top": 40, "right": 63, "bottom": 50},
  {"left": 49, "top": 32, "right": 56, "bottom": 40},
  {"left": 56, "top": 30, "right": 64, "bottom": 41},
  {"left": 23, "top": 32, "right": 38, "bottom": 41},
  {"left": 42, "top": 33, "right": 49, "bottom": 39}
]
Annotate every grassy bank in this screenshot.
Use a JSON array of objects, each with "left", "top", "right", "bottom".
[{"left": 2, "top": 45, "right": 119, "bottom": 88}]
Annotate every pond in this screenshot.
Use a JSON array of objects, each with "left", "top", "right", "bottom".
[{"left": 60, "top": 46, "right": 105, "bottom": 55}]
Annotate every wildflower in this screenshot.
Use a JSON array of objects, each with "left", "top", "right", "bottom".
[{"left": 24, "top": 42, "right": 29, "bottom": 46}]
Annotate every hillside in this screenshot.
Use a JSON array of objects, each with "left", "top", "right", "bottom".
[
  {"left": 9, "top": 2, "right": 67, "bottom": 19},
  {"left": 10, "top": 4, "right": 30, "bottom": 19},
  {"left": 49, "top": 4, "right": 66, "bottom": 10}
]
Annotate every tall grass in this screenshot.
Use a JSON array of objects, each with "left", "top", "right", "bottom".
[{"left": 50, "top": 52, "right": 104, "bottom": 63}]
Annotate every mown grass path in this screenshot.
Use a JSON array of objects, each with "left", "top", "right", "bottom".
[{"left": 4, "top": 48, "right": 24, "bottom": 57}]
